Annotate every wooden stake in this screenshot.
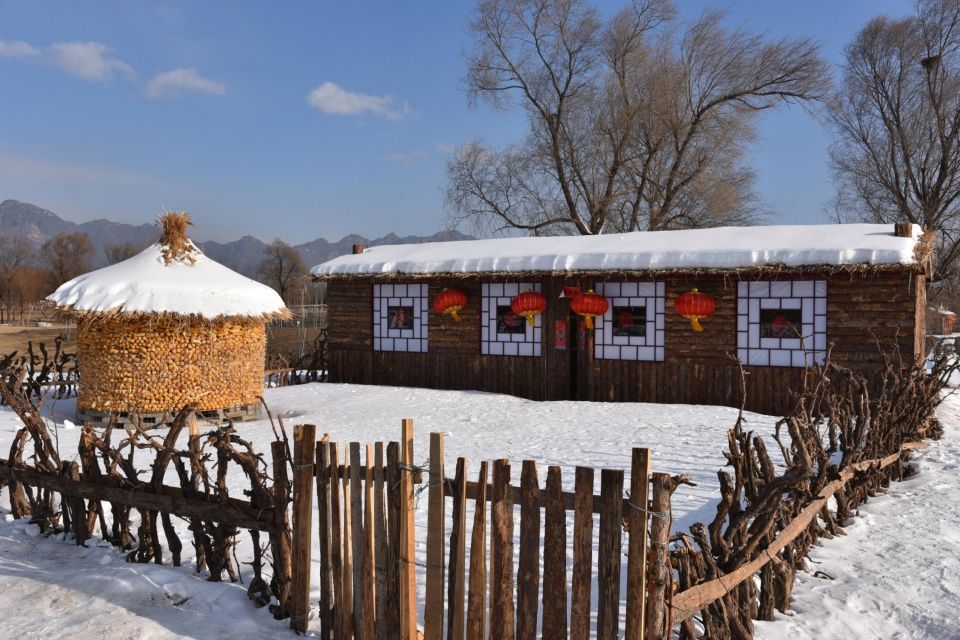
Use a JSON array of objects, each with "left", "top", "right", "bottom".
[
  {"left": 447, "top": 457, "right": 467, "bottom": 640},
  {"left": 290, "top": 424, "right": 317, "bottom": 634},
  {"left": 399, "top": 419, "right": 417, "bottom": 640},
  {"left": 570, "top": 466, "right": 594, "bottom": 640},
  {"left": 646, "top": 473, "right": 673, "bottom": 640},
  {"left": 329, "top": 443, "right": 350, "bottom": 640},
  {"left": 597, "top": 468, "right": 624, "bottom": 640},
  {"left": 625, "top": 448, "right": 651, "bottom": 640},
  {"left": 350, "top": 442, "right": 375, "bottom": 640},
  {"left": 316, "top": 439, "right": 333, "bottom": 640},
  {"left": 271, "top": 441, "right": 293, "bottom": 620},
  {"left": 490, "top": 458, "right": 514, "bottom": 640},
  {"left": 424, "top": 432, "right": 446, "bottom": 640},
  {"left": 374, "top": 442, "right": 390, "bottom": 633},
  {"left": 541, "top": 466, "right": 567, "bottom": 640},
  {"left": 516, "top": 460, "right": 540, "bottom": 640},
  {"left": 465, "top": 461, "right": 488, "bottom": 640}
]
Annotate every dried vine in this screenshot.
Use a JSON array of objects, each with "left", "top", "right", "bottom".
[
  {"left": 670, "top": 351, "right": 959, "bottom": 639},
  {"left": 0, "top": 345, "right": 297, "bottom": 618}
]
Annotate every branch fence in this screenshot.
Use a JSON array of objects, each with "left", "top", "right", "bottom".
[{"left": 0, "top": 346, "right": 954, "bottom": 639}]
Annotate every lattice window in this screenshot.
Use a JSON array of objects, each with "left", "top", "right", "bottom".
[
  {"left": 481, "top": 282, "right": 542, "bottom": 357},
  {"left": 373, "top": 283, "right": 428, "bottom": 352},
  {"left": 593, "top": 282, "right": 665, "bottom": 361},
  {"left": 737, "top": 280, "right": 827, "bottom": 367}
]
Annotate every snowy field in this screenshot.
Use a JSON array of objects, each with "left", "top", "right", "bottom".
[{"left": 0, "top": 383, "right": 955, "bottom": 638}]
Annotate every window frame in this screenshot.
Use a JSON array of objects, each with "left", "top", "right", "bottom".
[
  {"left": 481, "top": 282, "right": 543, "bottom": 357},
  {"left": 372, "top": 283, "right": 429, "bottom": 353},
  {"left": 736, "top": 280, "right": 827, "bottom": 367},
  {"left": 593, "top": 281, "right": 665, "bottom": 362}
]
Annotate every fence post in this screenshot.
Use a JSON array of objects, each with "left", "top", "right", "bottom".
[
  {"left": 62, "top": 461, "right": 86, "bottom": 545},
  {"left": 399, "top": 419, "right": 418, "bottom": 640},
  {"left": 290, "top": 424, "right": 317, "bottom": 634},
  {"left": 516, "top": 460, "right": 541, "bottom": 640},
  {"left": 316, "top": 439, "right": 333, "bottom": 640},
  {"left": 597, "top": 468, "right": 624, "bottom": 640},
  {"left": 350, "top": 442, "right": 375, "bottom": 640},
  {"left": 646, "top": 472, "right": 674, "bottom": 640},
  {"left": 424, "top": 432, "right": 446, "bottom": 640},
  {"left": 447, "top": 457, "right": 468, "bottom": 640},
  {"left": 271, "top": 441, "right": 293, "bottom": 620},
  {"left": 465, "top": 461, "right": 488, "bottom": 640},
  {"left": 490, "top": 458, "right": 514, "bottom": 640},
  {"left": 570, "top": 467, "right": 594, "bottom": 640},
  {"left": 625, "top": 448, "right": 651, "bottom": 640},
  {"left": 541, "top": 466, "right": 567, "bottom": 640}
]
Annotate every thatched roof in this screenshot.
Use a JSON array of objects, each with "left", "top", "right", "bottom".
[
  {"left": 48, "top": 212, "right": 290, "bottom": 322},
  {"left": 311, "top": 223, "right": 930, "bottom": 281}
]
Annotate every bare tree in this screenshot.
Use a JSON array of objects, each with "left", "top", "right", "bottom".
[
  {"left": 830, "top": 0, "right": 960, "bottom": 285},
  {"left": 0, "top": 235, "right": 33, "bottom": 323},
  {"left": 447, "top": 0, "right": 830, "bottom": 236},
  {"left": 258, "top": 239, "right": 308, "bottom": 304},
  {"left": 41, "top": 232, "right": 95, "bottom": 290},
  {"left": 104, "top": 242, "right": 142, "bottom": 265}
]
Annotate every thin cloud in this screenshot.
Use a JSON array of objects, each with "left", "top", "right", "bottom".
[
  {"left": 146, "top": 68, "right": 225, "bottom": 99},
  {"left": 48, "top": 41, "right": 135, "bottom": 82},
  {"left": 435, "top": 143, "right": 456, "bottom": 155},
  {"left": 0, "top": 38, "right": 40, "bottom": 59},
  {"left": 382, "top": 150, "right": 429, "bottom": 166},
  {"left": 307, "top": 81, "right": 408, "bottom": 120},
  {"left": 0, "top": 154, "right": 160, "bottom": 187}
]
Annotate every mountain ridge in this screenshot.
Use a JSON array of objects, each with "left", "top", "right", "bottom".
[{"left": 0, "top": 199, "right": 472, "bottom": 278}]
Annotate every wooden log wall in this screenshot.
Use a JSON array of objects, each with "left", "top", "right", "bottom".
[{"left": 326, "top": 269, "right": 925, "bottom": 416}]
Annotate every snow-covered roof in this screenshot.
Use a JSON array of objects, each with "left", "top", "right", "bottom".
[
  {"left": 311, "top": 223, "right": 925, "bottom": 278},
  {"left": 48, "top": 220, "right": 288, "bottom": 321}
]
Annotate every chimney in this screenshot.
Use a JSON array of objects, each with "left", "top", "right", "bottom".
[
  {"left": 894, "top": 222, "right": 913, "bottom": 238},
  {"left": 352, "top": 244, "right": 365, "bottom": 255}
]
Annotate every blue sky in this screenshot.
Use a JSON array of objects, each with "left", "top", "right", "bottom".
[{"left": 0, "top": 0, "right": 912, "bottom": 243}]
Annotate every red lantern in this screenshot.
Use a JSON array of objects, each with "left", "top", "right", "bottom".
[
  {"left": 570, "top": 290, "right": 609, "bottom": 329},
  {"left": 510, "top": 290, "right": 547, "bottom": 326},
  {"left": 433, "top": 288, "right": 468, "bottom": 321},
  {"left": 674, "top": 288, "right": 716, "bottom": 332}
]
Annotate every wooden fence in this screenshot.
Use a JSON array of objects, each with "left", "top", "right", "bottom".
[
  {"left": 287, "top": 420, "right": 656, "bottom": 639},
  {"left": 0, "top": 415, "right": 935, "bottom": 639}
]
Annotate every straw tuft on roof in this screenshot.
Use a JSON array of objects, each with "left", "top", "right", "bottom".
[{"left": 159, "top": 211, "right": 199, "bottom": 265}]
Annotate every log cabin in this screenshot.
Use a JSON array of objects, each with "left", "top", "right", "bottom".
[{"left": 312, "top": 223, "right": 931, "bottom": 415}]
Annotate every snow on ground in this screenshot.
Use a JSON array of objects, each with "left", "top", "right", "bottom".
[
  {"left": 755, "top": 391, "right": 960, "bottom": 640},
  {"left": 0, "top": 383, "right": 776, "bottom": 638},
  {"left": 0, "top": 382, "right": 955, "bottom": 638}
]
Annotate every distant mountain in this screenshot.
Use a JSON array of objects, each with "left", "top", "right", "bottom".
[{"left": 0, "top": 199, "right": 472, "bottom": 278}]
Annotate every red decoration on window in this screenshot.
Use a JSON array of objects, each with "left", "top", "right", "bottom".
[
  {"left": 675, "top": 288, "right": 716, "bottom": 332},
  {"left": 432, "top": 288, "right": 468, "bottom": 321},
  {"left": 511, "top": 290, "right": 547, "bottom": 326},
  {"left": 770, "top": 314, "right": 792, "bottom": 336},
  {"left": 570, "top": 290, "right": 609, "bottom": 329}
]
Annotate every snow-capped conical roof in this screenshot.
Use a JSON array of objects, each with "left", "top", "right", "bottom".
[{"left": 47, "top": 212, "right": 289, "bottom": 321}]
